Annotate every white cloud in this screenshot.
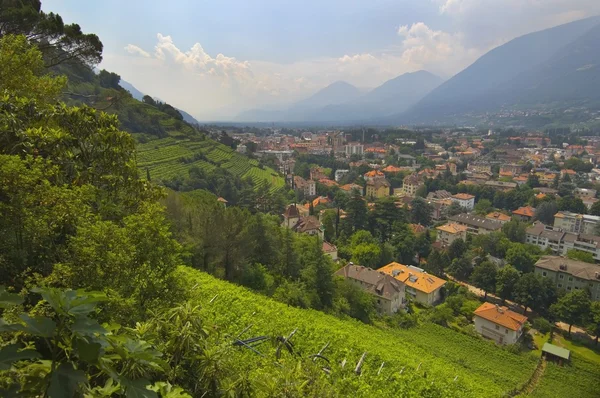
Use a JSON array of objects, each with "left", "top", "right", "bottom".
[{"left": 124, "top": 44, "right": 150, "bottom": 58}]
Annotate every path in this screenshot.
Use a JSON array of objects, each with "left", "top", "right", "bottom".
[{"left": 515, "top": 358, "right": 547, "bottom": 397}]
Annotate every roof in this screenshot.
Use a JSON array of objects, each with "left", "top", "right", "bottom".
[
  {"left": 485, "top": 181, "right": 517, "bottom": 189},
  {"left": 334, "top": 264, "right": 403, "bottom": 300},
  {"left": 436, "top": 223, "right": 468, "bottom": 235},
  {"left": 312, "top": 196, "right": 331, "bottom": 207},
  {"left": 217, "top": 197, "right": 228, "bottom": 203},
  {"left": 473, "top": 302, "right": 527, "bottom": 331},
  {"left": 403, "top": 173, "right": 423, "bottom": 186},
  {"left": 409, "top": 224, "right": 427, "bottom": 234},
  {"left": 382, "top": 165, "right": 402, "bottom": 173},
  {"left": 322, "top": 241, "right": 337, "bottom": 253},
  {"left": 367, "top": 178, "right": 390, "bottom": 189},
  {"left": 283, "top": 204, "right": 300, "bottom": 218},
  {"left": 378, "top": 262, "right": 446, "bottom": 294},
  {"left": 452, "top": 193, "right": 475, "bottom": 200},
  {"left": 364, "top": 170, "right": 384, "bottom": 178},
  {"left": 427, "top": 190, "right": 452, "bottom": 200},
  {"left": 512, "top": 206, "right": 535, "bottom": 218},
  {"left": 486, "top": 212, "right": 511, "bottom": 222},
  {"left": 292, "top": 216, "right": 322, "bottom": 233},
  {"left": 534, "top": 256, "right": 600, "bottom": 282},
  {"left": 542, "top": 343, "right": 570, "bottom": 360},
  {"left": 554, "top": 211, "right": 600, "bottom": 222},
  {"left": 318, "top": 178, "right": 338, "bottom": 187},
  {"left": 448, "top": 213, "right": 503, "bottom": 231},
  {"left": 340, "top": 183, "right": 362, "bottom": 192}
]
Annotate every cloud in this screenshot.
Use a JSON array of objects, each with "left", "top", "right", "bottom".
[{"left": 124, "top": 44, "right": 150, "bottom": 58}]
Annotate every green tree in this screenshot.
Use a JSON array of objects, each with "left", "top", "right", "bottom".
[
  {"left": 410, "top": 197, "right": 433, "bottom": 226},
  {"left": 589, "top": 200, "right": 600, "bottom": 216},
  {"left": 558, "top": 196, "right": 586, "bottom": 213},
  {"left": 587, "top": 301, "right": 600, "bottom": 345},
  {"left": 566, "top": 249, "right": 595, "bottom": 263},
  {"left": 526, "top": 174, "right": 540, "bottom": 188},
  {"left": 535, "top": 201, "right": 558, "bottom": 225},
  {"left": 502, "top": 220, "right": 527, "bottom": 243},
  {"left": 496, "top": 265, "right": 520, "bottom": 303},
  {"left": 448, "top": 238, "right": 467, "bottom": 260},
  {"left": 448, "top": 257, "right": 473, "bottom": 280},
  {"left": 505, "top": 244, "right": 535, "bottom": 273},
  {"left": 321, "top": 210, "right": 337, "bottom": 242},
  {"left": 470, "top": 261, "right": 497, "bottom": 299},
  {"left": 474, "top": 199, "right": 493, "bottom": 215},
  {"left": 446, "top": 201, "right": 466, "bottom": 216},
  {"left": 513, "top": 273, "right": 543, "bottom": 314},
  {"left": 342, "top": 190, "right": 368, "bottom": 234},
  {"left": 424, "top": 250, "right": 449, "bottom": 277},
  {"left": 551, "top": 289, "right": 591, "bottom": 335}
]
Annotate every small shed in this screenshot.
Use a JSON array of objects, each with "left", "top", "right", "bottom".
[{"left": 542, "top": 343, "right": 570, "bottom": 365}]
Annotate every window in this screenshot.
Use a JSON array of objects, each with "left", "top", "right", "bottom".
[
  {"left": 567, "top": 286, "right": 572, "bottom": 291},
  {"left": 495, "top": 325, "right": 500, "bottom": 330},
  {"left": 568, "top": 277, "right": 573, "bottom": 282},
  {"left": 558, "top": 284, "right": 563, "bottom": 288},
  {"left": 542, "top": 271, "right": 547, "bottom": 277},
  {"left": 505, "top": 329, "right": 509, "bottom": 334},
  {"left": 559, "top": 274, "right": 564, "bottom": 279}
]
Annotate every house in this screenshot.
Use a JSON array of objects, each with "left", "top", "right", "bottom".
[
  {"left": 366, "top": 178, "right": 390, "bottom": 199},
  {"left": 334, "top": 169, "right": 350, "bottom": 182},
  {"left": 312, "top": 196, "right": 331, "bottom": 208},
  {"left": 378, "top": 262, "right": 446, "bottom": 306},
  {"left": 534, "top": 256, "right": 600, "bottom": 300},
  {"left": 436, "top": 223, "right": 468, "bottom": 247},
  {"left": 428, "top": 198, "right": 453, "bottom": 220},
  {"left": 473, "top": 303, "right": 527, "bottom": 345},
  {"left": 486, "top": 212, "right": 511, "bottom": 224},
  {"left": 293, "top": 176, "right": 316, "bottom": 197},
  {"left": 554, "top": 211, "right": 600, "bottom": 235},
  {"left": 451, "top": 193, "right": 475, "bottom": 211},
  {"left": 409, "top": 223, "right": 427, "bottom": 235},
  {"left": 322, "top": 241, "right": 338, "bottom": 261},
  {"left": 574, "top": 188, "right": 597, "bottom": 199},
  {"left": 282, "top": 204, "right": 301, "bottom": 229},
  {"left": 217, "top": 197, "right": 228, "bottom": 207},
  {"left": 448, "top": 213, "right": 503, "bottom": 235},
  {"left": 339, "top": 183, "right": 363, "bottom": 194},
  {"left": 291, "top": 215, "right": 324, "bottom": 239},
  {"left": 542, "top": 343, "right": 570, "bottom": 365},
  {"left": 310, "top": 167, "right": 328, "bottom": 181},
  {"left": 512, "top": 206, "right": 535, "bottom": 221},
  {"left": 382, "top": 165, "right": 402, "bottom": 173},
  {"left": 334, "top": 264, "right": 405, "bottom": 315},
  {"left": 500, "top": 164, "right": 523, "bottom": 175},
  {"left": 364, "top": 170, "right": 385, "bottom": 181},
  {"left": 427, "top": 190, "right": 452, "bottom": 200},
  {"left": 318, "top": 178, "right": 338, "bottom": 188},
  {"left": 525, "top": 222, "right": 600, "bottom": 260},
  {"left": 484, "top": 181, "right": 518, "bottom": 191},
  {"left": 402, "top": 174, "right": 424, "bottom": 197}
]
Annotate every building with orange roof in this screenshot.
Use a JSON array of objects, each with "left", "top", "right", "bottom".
[
  {"left": 318, "top": 178, "right": 338, "bottom": 187},
  {"left": 486, "top": 212, "right": 511, "bottom": 224},
  {"left": 322, "top": 241, "right": 338, "bottom": 261},
  {"left": 512, "top": 206, "right": 535, "bottom": 221},
  {"left": 560, "top": 169, "right": 577, "bottom": 177},
  {"left": 364, "top": 170, "right": 385, "bottom": 181},
  {"left": 312, "top": 196, "right": 331, "bottom": 208},
  {"left": 366, "top": 178, "right": 390, "bottom": 199},
  {"left": 339, "top": 183, "right": 363, "bottom": 194},
  {"left": 535, "top": 192, "right": 547, "bottom": 200},
  {"left": 451, "top": 193, "right": 475, "bottom": 211},
  {"left": 436, "top": 223, "right": 468, "bottom": 246},
  {"left": 473, "top": 303, "right": 527, "bottom": 345},
  {"left": 513, "top": 175, "right": 529, "bottom": 185},
  {"left": 382, "top": 165, "right": 402, "bottom": 173},
  {"left": 378, "top": 262, "right": 446, "bottom": 306}
]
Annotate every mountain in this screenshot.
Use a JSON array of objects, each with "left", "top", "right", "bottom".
[
  {"left": 119, "top": 79, "right": 145, "bottom": 101},
  {"left": 236, "top": 72, "right": 442, "bottom": 123},
  {"left": 176, "top": 107, "right": 201, "bottom": 125},
  {"left": 402, "top": 16, "right": 600, "bottom": 123}
]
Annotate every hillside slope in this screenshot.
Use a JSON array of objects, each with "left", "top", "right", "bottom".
[
  {"left": 403, "top": 16, "right": 600, "bottom": 122},
  {"left": 179, "top": 267, "right": 539, "bottom": 397}
]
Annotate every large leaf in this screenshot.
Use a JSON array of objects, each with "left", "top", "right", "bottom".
[
  {"left": 74, "top": 338, "right": 102, "bottom": 363},
  {"left": 0, "top": 287, "right": 23, "bottom": 308},
  {"left": 19, "top": 314, "right": 56, "bottom": 337},
  {"left": 72, "top": 317, "right": 106, "bottom": 337},
  {"left": 31, "top": 288, "right": 107, "bottom": 317},
  {"left": 0, "top": 344, "right": 41, "bottom": 370},
  {"left": 47, "top": 362, "right": 87, "bottom": 398},
  {"left": 0, "top": 319, "right": 25, "bottom": 333},
  {"left": 121, "top": 378, "right": 158, "bottom": 398},
  {"left": 148, "top": 382, "right": 192, "bottom": 398}
]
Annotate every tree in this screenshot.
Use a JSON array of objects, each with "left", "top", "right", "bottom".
[
  {"left": 351, "top": 243, "right": 382, "bottom": 269},
  {"left": 535, "top": 201, "right": 558, "bottom": 225},
  {"left": 448, "top": 238, "right": 467, "bottom": 260},
  {"left": 343, "top": 190, "right": 368, "bottom": 234},
  {"left": 321, "top": 210, "right": 336, "bottom": 242},
  {"left": 410, "top": 197, "right": 433, "bottom": 226},
  {"left": 502, "top": 220, "right": 527, "bottom": 243},
  {"left": 551, "top": 289, "right": 591, "bottom": 335},
  {"left": 558, "top": 196, "right": 586, "bottom": 214},
  {"left": 448, "top": 257, "right": 473, "bottom": 280},
  {"left": 496, "top": 265, "right": 520, "bottom": 303},
  {"left": 526, "top": 174, "right": 540, "bottom": 188},
  {"left": 505, "top": 244, "right": 535, "bottom": 273},
  {"left": 587, "top": 301, "right": 600, "bottom": 345},
  {"left": 590, "top": 200, "right": 600, "bottom": 216},
  {"left": 513, "top": 273, "right": 543, "bottom": 314},
  {"left": 0, "top": 1, "right": 103, "bottom": 67},
  {"left": 446, "top": 201, "right": 466, "bottom": 216},
  {"left": 567, "top": 249, "right": 595, "bottom": 263},
  {"left": 98, "top": 69, "right": 120, "bottom": 89},
  {"left": 424, "top": 250, "right": 449, "bottom": 277},
  {"left": 470, "top": 261, "right": 497, "bottom": 299},
  {"left": 474, "top": 199, "right": 493, "bottom": 215}
]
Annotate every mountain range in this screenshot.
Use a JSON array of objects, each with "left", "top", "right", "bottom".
[
  {"left": 236, "top": 71, "right": 443, "bottom": 123},
  {"left": 236, "top": 16, "right": 600, "bottom": 126}
]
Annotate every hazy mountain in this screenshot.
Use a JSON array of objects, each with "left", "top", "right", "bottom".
[
  {"left": 120, "top": 79, "right": 201, "bottom": 125},
  {"left": 402, "top": 16, "right": 600, "bottom": 122},
  {"left": 236, "top": 72, "right": 442, "bottom": 123},
  {"left": 119, "top": 79, "right": 145, "bottom": 101}
]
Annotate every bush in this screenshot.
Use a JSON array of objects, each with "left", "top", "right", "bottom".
[{"left": 532, "top": 317, "right": 553, "bottom": 334}]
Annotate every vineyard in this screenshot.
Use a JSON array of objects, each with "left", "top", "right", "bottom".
[
  {"left": 178, "top": 267, "right": 541, "bottom": 397},
  {"left": 527, "top": 354, "right": 600, "bottom": 397},
  {"left": 136, "top": 137, "right": 285, "bottom": 192}
]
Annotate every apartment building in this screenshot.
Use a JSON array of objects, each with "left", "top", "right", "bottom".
[
  {"left": 553, "top": 211, "right": 600, "bottom": 236},
  {"left": 534, "top": 256, "right": 600, "bottom": 300}
]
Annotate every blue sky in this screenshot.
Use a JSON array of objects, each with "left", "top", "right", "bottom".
[{"left": 43, "top": 0, "right": 600, "bottom": 120}]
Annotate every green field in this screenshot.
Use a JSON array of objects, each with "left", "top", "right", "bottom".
[
  {"left": 179, "top": 267, "right": 541, "bottom": 397},
  {"left": 136, "top": 137, "right": 285, "bottom": 192}
]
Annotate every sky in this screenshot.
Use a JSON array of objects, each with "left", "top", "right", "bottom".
[{"left": 43, "top": 0, "right": 600, "bottom": 120}]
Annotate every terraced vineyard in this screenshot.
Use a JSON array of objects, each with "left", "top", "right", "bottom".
[
  {"left": 178, "top": 267, "right": 540, "bottom": 397},
  {"left": 136, "top": 137, "right": 285, "bottom": 192},
  {"left": 527, "top": 355, "right": 600, "bottom": 397}
]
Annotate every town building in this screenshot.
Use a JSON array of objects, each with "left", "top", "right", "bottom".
[
  {"left": 366, "top": 178, "right": 390, "bottom": 199},
  {"left": 334, "top": 169, "right": 350, "bottom": 182},
  {"left": 473, "top": 303, "right": 527, "bottom": 345},
  {"left": 436, "top": 223, "right": 468, "bottom": 247},
  {"left": 486, "top": 212, "right": 512, "bottom": 224},
  {"left": 512, "top": 206, "right": 536, "bottom": 222},
  {"left": 526, "top": 222, "right": 600, "bottom": 261},
  {"left": 402, "top": 174, "right": 424, "bottom": 197},
  {"left": 534, "top": 256, "right": 600, "bottom": 300},
  {"left": 322, "top": 241, "right": 338, "bottom": 261},
  {"left": 447, "top": 213, "right": 503, "bottom": 235},
  {"left": 293, "top": 176, "right": 316, "bottom": 198},
  {"left": 484, "top": 181, "right": 518, "bottom": 191},
  {"left": 451, "top": 193, "right": 475, "bottom": 211},
  {"left": 290, "top": 215, "right": 324, "bottom": 239},
  {"left": 345, "top": 142, "right": 364, "bottom": 157},
  {"left": 334, "top": 264, "right": 405, "bottom": 315},
  {"left": 574, "top": 188, "right": 597, "bottom": 200},
  {"left": 378, "top": 262, "right": 446, "bottom": 306},
  {"left": 554, "top": 211, "right": 600, "bottom": 235}
]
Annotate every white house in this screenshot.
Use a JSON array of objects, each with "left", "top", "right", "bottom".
[
  {"left": 451, "top": 193, "right": 475, "bottom": 211},
  {"left": 473, "top": 303, "right": 527, "bottom": 345}
]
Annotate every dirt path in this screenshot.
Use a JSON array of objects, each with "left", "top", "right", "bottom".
[{"left": 515, "top": 358, "right": 547, "bottom": 396}]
